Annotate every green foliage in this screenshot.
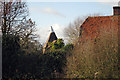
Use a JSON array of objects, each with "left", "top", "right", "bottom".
[
  {"left": 2, "top": 34, "right": 43, "bottom": 79},
  {"left": 44, "top": 51, "right": 67, "bottom": 74},
  {"left": 64, "top": 43, "right": 74, "bottom": 51},
  {"left": 2, "top": 34, "right": 67, "bottom": 79},
  {"left": 48, "top": 38, "right": 65, "bottom": 51},
  {"left": 56, "top": 39, "right": 64, "bottom": 49},
  {"left": 2, "top": 34, "right": 20, "bottom": 78}
]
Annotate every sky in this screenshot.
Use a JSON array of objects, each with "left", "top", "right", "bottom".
[{"left": 26, "top": 0, "right": 120, "bottom": 44}]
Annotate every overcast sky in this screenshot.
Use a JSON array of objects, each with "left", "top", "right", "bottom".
[{"left": 27, "top": 0, "right": 119, "bottom": 44}]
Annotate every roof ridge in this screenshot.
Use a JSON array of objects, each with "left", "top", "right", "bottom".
[{"left": 88, "top": 16, "right": 113, "bottom": 18}]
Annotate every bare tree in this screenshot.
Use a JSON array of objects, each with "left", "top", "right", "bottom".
[
  {"left": 0, "top": 1, "right": 3, "bottom": 30},
  {"left": 0, "top": 0, "right": 29, "bottom": 35},
  {"left": 0, "top": 0, "right": 41, "bottom": 52},
  {"left": 0, "top": 0, "right": 39, "bottom": 42},
  {"left": 64, "top": 17, "right": 86, "bottom": 44},
  {"left": 64, "top": 14, "right": 101, "bottom": 44}
]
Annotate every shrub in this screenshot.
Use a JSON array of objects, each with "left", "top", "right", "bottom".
[{"left": 65, "top": 26, "right": 119, "bottom": 78}]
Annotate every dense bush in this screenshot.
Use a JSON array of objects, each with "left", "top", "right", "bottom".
[
  {"left": 2, "top": 33, "right": 41, "bottom": 79},
  {"left": 2, "top": 35, "right": 69, "bottom": 79},
  {"left": 65, "top": 27, "right": 119, "bottom": 78},
  {"left": 64, "top": 43, "right": 74, "bottom": 51},
  {"left": 48, "top": 39, "right": 65, "bottom": 51}
]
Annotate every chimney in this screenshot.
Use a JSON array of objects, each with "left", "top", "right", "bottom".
[{"left": 113, "top": 6, "right": 120, "bottom": 15}]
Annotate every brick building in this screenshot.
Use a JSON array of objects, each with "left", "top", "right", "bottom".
[{"left": 79, "top": 6, "right": 120, "bottom": 43}]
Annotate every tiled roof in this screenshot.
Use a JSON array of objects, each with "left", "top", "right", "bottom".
[
  {"left": 43, "top": 32, "right": 57, "bottom": 49},
  {"left": 43, "top": 32, "right": 57, "bottom": 53},
  {"left": 79, "top": 16, "right": 120, "bottom": 42}
]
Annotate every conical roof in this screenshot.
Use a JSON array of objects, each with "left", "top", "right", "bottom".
[
  {"left": 43, "top": 26, "right": 57, "bottom": 53},
  {"left": 47, "top": 32, "right": 57, "bottom": 43}
]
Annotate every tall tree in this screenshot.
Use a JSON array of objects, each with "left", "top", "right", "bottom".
[
  {"left": 0, "top": 0, "right": 28, "bottom": 34},
  {"left": 0, "top": 0, "right": 40, "bottom": 52},
  {"left": 1, "top": 0, "right": 41, "bottom": 79},
  {"left": 0, "top": 0, "right": 37, "bottom": 39}
]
